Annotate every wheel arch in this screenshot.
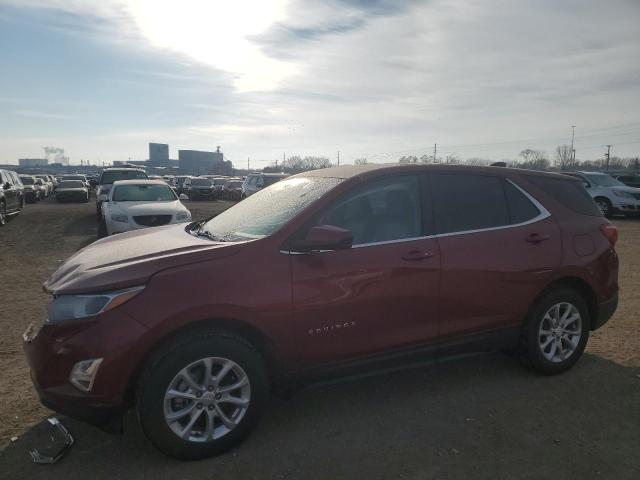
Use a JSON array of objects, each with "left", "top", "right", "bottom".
[
  {"left": 125, "top": 317, "right": 281, "bottom": 406},
  {"left": 530, "top": 276, "right": 598, "bottom": 329}
]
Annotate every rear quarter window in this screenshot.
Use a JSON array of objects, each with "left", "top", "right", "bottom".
[{"left": 526, "top": 175, "right": 602, "bottom": 217}]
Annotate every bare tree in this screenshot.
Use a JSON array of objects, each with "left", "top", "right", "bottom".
[
  {"left": 398, "top": 155, "right": 418, "bottom": 164},
  {"left": 444, "top": 154, "right": 460, "bottom": 164},
  {"left": 519, "top": 149, "right": 550, "bottom": 170},
  {"left": 555, "top": 145, "right": 574, "bottom": 170},
  {"left": 354, "top": 158, "right": 369, "bottom": 165}
]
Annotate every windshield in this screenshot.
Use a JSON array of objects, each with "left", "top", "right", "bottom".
[
  {"left": 20, "top": 177, "right": 34, "bottom": 185},
  {"left": 584, "top": 173, "right": 625, "bottom": 187},
  {"left": 101, "top": 170, "right": 148, "bottom": 184},
  {"left": 112, "top": 184, "right": 177, "bottom": 202},
  {"left": 213, "top": 178, "right": 227, "bottom": 185},
  {"left": 64, "top": 175, "right": 86, "bottom": 181},
  {"left": 58, "top": 180, "right": 85, "bottom": 188},
  {"left": 201, "top": 177, "right": 342, "bottom": 241},
  {"left": 227, "top": 181, "right": 242, "bottom": 188},
  {"left": 191, "top": 178, "right": 212, "bottom": 186}
]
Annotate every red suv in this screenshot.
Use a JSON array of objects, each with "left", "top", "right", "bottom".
[{"left": 24, "top": 165, "right": 618, "bottom": 459}]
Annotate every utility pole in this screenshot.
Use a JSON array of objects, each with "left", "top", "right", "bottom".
[
  {"left": 337, "top": 151, "right": 340, "bottom": 166},
  {"left": 247, "top": 157, "right": 250, "bottom": 172},
  {"left": 433, "top": 143, "right": 437, "bottom": 163},
  {"left": 570, "top": 125, "right": 576, "bottom": 165},
  {"left": 605, "top": 145, "right": 611, "bottom": 171}
]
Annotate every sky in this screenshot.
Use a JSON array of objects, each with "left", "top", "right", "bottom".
[{"left": 1, "top": 0, "right": 639, "bottom": 168}]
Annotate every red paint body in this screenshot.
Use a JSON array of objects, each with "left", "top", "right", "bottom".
[{"left": 23, "top": 165, "right": 619, "bottom": 427}]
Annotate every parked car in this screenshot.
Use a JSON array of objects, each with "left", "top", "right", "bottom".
[
  {"left": 174, "top": 176, "right": 192, "bottom": 196},
  {"left": 241, "top": 172, "right": 288, "bottom": 198},
  {"left": 610, "top": 172, "right": 640, "bottom": 189},
  {"left": 564, "top": 171, "right": 640, "bottom": 218},
  {"left": 61, "top": 174, "right": 90, "bottom": 190},
  {"left": 99, "top": 179, "right": 191, "bottom": 236},
  {"left": 96, "top": 168, "right": 148, "bottom": 220},
  {"left": 24, "top": 165, "right": 618, "bottom": 460},
  {"left": 19, "top": 175, "right": 40, "bottom": 203},
  {"left": 222, "top": 179, "right": 244, "bottom": 200},
  {"left": 184, "top": 177, "right": 216, "bottom": 200},
  {"left": 55, "top": 180, "right": 90, "bottom": 203},
  {"left": 34, "top": 174, "right": 53, "bottom": 197},
  {"left": 0, "top": 169, "right": 24, "bottom": 225},
  {"left": 33, "top": 178, "right": 48, "bottom": 200}
]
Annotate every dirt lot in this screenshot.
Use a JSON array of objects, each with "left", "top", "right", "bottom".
[{"left": 0, "top": 198, "right": 639, "bottom": 479}]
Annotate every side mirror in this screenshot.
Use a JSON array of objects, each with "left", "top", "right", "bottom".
[{"left": 290, "top": 225, "right": 353, "bottom": 252}]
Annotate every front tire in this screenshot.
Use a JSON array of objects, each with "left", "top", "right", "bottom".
[
  {"left": 521, "top": 288, "right": 590, "bottom": 375},
  {"left": 595, "top": 197, "right": 613, "bottom": 218},
  {"left": 136, "top": 331, "right": 268, "bottom": 460},
  {"left": 0, "top": 203, "right": 6, "bottom": 226}
]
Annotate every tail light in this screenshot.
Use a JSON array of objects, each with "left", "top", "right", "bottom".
[{"left": 600, "top": 224, "right": 618, "bottom": 247}]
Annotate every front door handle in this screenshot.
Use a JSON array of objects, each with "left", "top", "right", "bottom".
[
  {"left": 402, "top": 250, "right": 435, "bottom": 261},
  {"left": 526, "top": 233, "right": 551, "bottom": 244}
]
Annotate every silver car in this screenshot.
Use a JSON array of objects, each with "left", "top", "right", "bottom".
[
  {"left": 241, "top": 173, "right": 288, "bottom": 199},
  {"left": 565, "top": 171, "right": 640, "bottom": 218}
]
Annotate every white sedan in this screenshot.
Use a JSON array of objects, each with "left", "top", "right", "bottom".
[{"left": 100, "top": 179, "right": 192, "bottom": 236}]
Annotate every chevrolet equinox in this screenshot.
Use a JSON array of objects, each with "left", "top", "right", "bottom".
[{"left": 24, "top": 164, "right": 619, "bottom": 459}]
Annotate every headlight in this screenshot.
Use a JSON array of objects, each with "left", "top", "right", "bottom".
[
  {"left": 613, "top": 190, "right": 634, "bottom": 198},
  {"left": 176, "top": 211, "right": 190, "bottom": 221},
  {"left": 111, "top": 213, "right": 128, "bottom": 223},
  {"left": 46, "top": 286, "right": 144, "bottom": 324}
]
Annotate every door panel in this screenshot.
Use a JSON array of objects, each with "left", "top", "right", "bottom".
[
  {"left": 437, "top": 216, "right": 561, "bottom": 339},
  {"left": 291, "top": 238, "right": 441, "bottom": 367}
]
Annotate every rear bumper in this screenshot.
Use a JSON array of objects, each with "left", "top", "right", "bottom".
[{"left": 593, "top": 292, "right": 618, "bottom": 330}]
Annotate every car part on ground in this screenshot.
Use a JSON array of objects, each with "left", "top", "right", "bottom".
[{"left": 28, "top": 417, "right": 74, "bottom": 464}]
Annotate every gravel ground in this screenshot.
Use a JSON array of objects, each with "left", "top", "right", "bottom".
[{"left": 0, "top": 198, "right": 638, "bottom": 479}]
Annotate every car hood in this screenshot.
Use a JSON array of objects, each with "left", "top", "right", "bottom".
[
  {"left": 110, "top": 200, "right": 186, "bottom": 215},
  {"left": 44, "top": 223, "right": 245, "bottom": 295}
]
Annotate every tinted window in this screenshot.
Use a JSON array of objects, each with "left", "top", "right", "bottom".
[
  {"left": 190, "top": 178, "right": 211, "bottom": 186},
  {"left": 583, "top": 173, "right": 624, "bottom": 187},
  {"left": 319, "top": 175, "right": 422, "bottom": 245},
  {"left": 20, "top": 176, "right": 34, "bottom": 185},
  {"left": 527, "top": 176, "right": 602, "bottom": 217},
  {"left": 264, "top": 176, "right": 285, "bottom": 186},
  {"left": 504, "top": 181, "right": 540, "bottom": 224},
  {"left": 100, "top": 170, "right": 148, "bottom": 184},
  {"left": 58, "top": 180, "right": 85, "bottom": 188},
  {"left": 431, "top": 174, "right": 508, "bottom": 234}
]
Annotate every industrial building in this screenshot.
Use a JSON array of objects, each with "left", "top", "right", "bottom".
[
  {"left": 19, "top": 158, "right": 48, "bottom": 167},
  {"left": 178, "top": 146, "right": 232, "bottom": 176}
]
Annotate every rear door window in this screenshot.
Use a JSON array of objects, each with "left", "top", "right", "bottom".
[
  {"left": 431, "top": 173, "right": 509, "bottom": 234},
  {"left": 504, "top": 181, "right": 541, "bottom": 224}
]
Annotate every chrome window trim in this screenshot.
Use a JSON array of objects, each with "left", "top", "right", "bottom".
[{"left": 281, "top": 178, "right": 550, "bottom": 254}]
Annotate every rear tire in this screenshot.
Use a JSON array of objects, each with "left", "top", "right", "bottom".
[
  {"left": 0, "top": 203, "right": 6, "bottom": 226},
  {"left": 520, "top": 288, "right": 590, "bottom": 375},
  {"left": 136, "top": 331, "right": 268, "bottom": 460}
]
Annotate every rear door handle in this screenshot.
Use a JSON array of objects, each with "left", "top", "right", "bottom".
[
  {"left": 526, "top": 233, "right": 551, "bottom": 244},
  {"left": 402, "top": 250, "right": 435, "bottom": 261}
]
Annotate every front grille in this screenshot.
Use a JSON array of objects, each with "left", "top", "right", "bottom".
[{"left": 133, "top": 215, "right": 172, "bottom": 227}]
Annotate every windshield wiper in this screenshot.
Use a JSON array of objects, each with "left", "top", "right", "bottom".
[{"left": 187, "top": 220, "right": 225, "bottom": 242}]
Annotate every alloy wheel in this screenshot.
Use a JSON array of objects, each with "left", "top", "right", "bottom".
[
  {"left": 596, "top": 199, "right": 610, "bottom": 217},
  {"left": 538, "top": 302, "right": 582, "bottom": 363},
  {"left": 163, "top": 357, "right": 251, "bottom": 442}
]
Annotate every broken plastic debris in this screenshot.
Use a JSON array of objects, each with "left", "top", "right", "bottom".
[{"left": 29, "top": 417, "right": 74, "bottom": 464}]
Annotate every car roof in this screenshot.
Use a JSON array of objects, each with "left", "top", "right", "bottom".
[
  {"left": 111, "top": 179, "right": 170, "bottom": 186},
  {"left": 102, "top": 168, "right": 146, "bottom": 173},
  {"left": 290, "top": 163, "right": 580, "bottom": 182}
]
